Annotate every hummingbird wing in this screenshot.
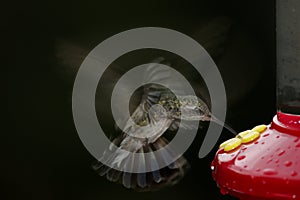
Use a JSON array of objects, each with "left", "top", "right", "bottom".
[
  {"left": 115, "top": 56, "right": 198, "bottom": 133},
  {"left": 114, "top": 57, "right": 171, "bottom": 132},
  {"left": 143, "top": 57, "right": 189, "bottom": 96}
]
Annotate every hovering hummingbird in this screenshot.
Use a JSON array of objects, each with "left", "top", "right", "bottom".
[{"left": 93, "top": 57, "right": 236, "bottom": 191}]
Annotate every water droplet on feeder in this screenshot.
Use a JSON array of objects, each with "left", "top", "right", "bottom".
[
  {"left": 284, "top": 161, "right": 293, "bottom": 167},
  {"left": 237, "top": 155, "right": 246, "bottom": 160},
  {"left": 291, "top": 171, "right": 298, "bottom": 177},
  {"left": 278, "top": 150, "right": 286, "bottom": 156},
  {"left": 263, "top": 168, "right": 278, "bottom": 175},
  {"left": 220, "top": 188, "right": 228, "bottom": 195}
]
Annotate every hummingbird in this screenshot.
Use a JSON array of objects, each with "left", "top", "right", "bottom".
[
  {"left": 53, "top": 16, "right": 264, "bottom": 191},
  {"left": 93, "top": 57, "right": 236, "bottom": 191}
]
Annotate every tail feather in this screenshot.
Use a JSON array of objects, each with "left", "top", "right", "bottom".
[
  {"left": 122, "top": 172, "right": 132, "bottom": 189},
  {"left": 122, "top": 153, "right": 135, "bottom": 188},
  {"left": 93, "top": 162, "right": 111, "bottom": 177},
  {"left": 151, "top": 169, "right": 162, "bottom": 184},
  {"left": 107, "top": 168, "right": 122, "bottom": 182},
  {"left": 136, "top": 148, "right": 147, "bottom": 188},
  {"left": 93, "top": 136, "right": 189, "bottom": 191},
  {"left": 152, "top": 142, "right": 174, "bottom": 169},
  {"left": 152, "top": 137, "right": 180, "bottom": 169},
  {"left": 147, "top": 145, "right": 162, "bottom": 183}
]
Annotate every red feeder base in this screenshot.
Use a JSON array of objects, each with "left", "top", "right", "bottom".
[{"left": 211, "top": 112, "right": 300, "bottom": 200}]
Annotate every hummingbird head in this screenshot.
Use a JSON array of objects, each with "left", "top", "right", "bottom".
[
  {"left": 178, "top": 104, "right": 211, "bottom": 121},
  {"left": 178, "top": 96, "right": 236, "bottom": 134},
  {"left": 176, "top": 95, "right": 211, "bottom": 121}
]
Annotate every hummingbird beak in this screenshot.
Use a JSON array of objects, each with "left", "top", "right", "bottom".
[{"left": 210, "top": 114, "right": 237, "bottom": 135}]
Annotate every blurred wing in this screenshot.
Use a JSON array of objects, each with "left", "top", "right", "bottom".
[
  {"left": 192, "top": 17, "right": 234, "bottom": 59},
  {"left": 121, "top": 57, "right": 176, "bottom": 131},
  {"left": 143, "top": 57, "right": 189, "bottom": 96}
]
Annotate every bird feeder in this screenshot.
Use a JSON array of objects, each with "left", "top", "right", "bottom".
[{"left": 211, "top": 0, "right": 300, "bottom": 199}]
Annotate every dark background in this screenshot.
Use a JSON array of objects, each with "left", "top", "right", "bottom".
[{"left": 5, "top": 0, "right": 276, "bottom": 199}]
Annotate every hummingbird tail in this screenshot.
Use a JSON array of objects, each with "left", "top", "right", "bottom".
[{"left": 93, "top": 136, "right": 190, "bottom": 191}]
